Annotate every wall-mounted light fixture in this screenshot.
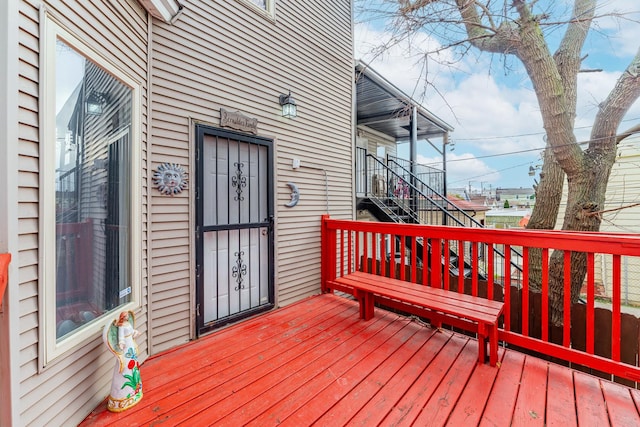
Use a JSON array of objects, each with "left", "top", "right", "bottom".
[
  {"left": 528, "top": 165, "right": 542, "bottom": 176},
  {"left": 279, "top": 91, "right": 297, "bottom": 118},
  {"left": 85, "top": 91, "right": 109, "bottom": 115}
]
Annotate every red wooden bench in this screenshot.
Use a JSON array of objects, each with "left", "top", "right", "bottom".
[{"left": 327, "top": 271, "right": 504, "bottom": 366}]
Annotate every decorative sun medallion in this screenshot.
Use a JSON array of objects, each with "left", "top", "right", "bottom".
[{"left": 153, "top": 163, "right": 188, "bottom": 196}]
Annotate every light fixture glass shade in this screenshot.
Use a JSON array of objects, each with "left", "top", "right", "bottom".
[
  {"left": 282, "top": 102, "right": 297, "bottom": 118},
  {"left": 279, "top": 92, "right": 297, "bottom": 118},
  {"left": 86, "top": 91, "right": 107, "bottom": 115}
]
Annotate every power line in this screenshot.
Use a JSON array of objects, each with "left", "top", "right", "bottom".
[
  {"left": 448, "top": 161, "right": 533, "bottom": 185},
  {"left": 453, "top": 116, "right": 640, "bottom": 142},
  {"left": 434, "top": 130, "right": 640, "bottom": 165}
]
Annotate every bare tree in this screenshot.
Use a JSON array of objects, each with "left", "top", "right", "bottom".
[{"left": 358, "top": 0, "right": 640, "bottom": 323}]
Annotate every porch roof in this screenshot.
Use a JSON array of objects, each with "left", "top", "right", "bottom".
[
  {"left": 81, "top": 293, "right": 640, "bottom": 426},
  {"left": 355, "top": 60, "right": 453, "bottom": 142}
]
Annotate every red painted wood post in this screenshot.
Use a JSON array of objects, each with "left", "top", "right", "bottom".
[
  {"left": 432, "top": 238, "right": 442, "bottom": 289},
  {"left": 541, "top": 248, "right": 549, "bottom": 342},
  {"left": 348, "top": 230, "right": 353, "bottom": 275},
  {"left": 458, "top": 240, "right": 464, "bottom": 292},
  {"left": 522, "top": 247, "right": 529, "bottom": 337},
  {"left": 410, "top": 236, "right": 417, "bottom": 283},
  {"left": 399, "top": 235, "right": 406, "bottom": 281},
  {"left": 0, "top": 253, "right": 11, "bottom": 306},
  {"left": 563, "top": 251, "right": 571, "bottom": 347},
  {"left": 487, "top": 243, "right": 494, "bottom": 300},
  {"left": 379, "top": 232, "right": 386, "bottom": 277},
  {"left": 503, "top": 246, "right": 511, "bottom": 332},
  {"left": 443, "top": 240, "right": 450, "bottom": 291},
  {"left": 612, "top": 254, "right": 621, "bottom": 362},
  {"left": 586, "top": 253, "right": 595, "bottom": 354},
  {"left": 471, "top": 241, "right": 478, "bottom": 296},
  {"left": 321, "top": 215, "right": 337, "bottom": 293}
]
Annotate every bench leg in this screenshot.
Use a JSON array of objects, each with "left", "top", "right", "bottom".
[
  {"left": 355, "top": 290, "right": 374, "bottom": 321},
  {"left": 489, "top": 324, "right": 498, "bottom": 367},
  {"left": 477, "top": 336, "right": 487, "bottom": 365},
  {"left": 478, "top": 323, "right": 499, "bottom": 367}
]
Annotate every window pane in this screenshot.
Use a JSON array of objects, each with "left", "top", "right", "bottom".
[
  {"left": 250, "top": 0, "right": 267, "bottom": 9},
  {"left": 55, "top": 39, "right": 133, "bottom": 340}
]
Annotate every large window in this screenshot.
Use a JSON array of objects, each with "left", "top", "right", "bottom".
[{"left": 43, "top": 18, "right": 141, "bottom": 362}]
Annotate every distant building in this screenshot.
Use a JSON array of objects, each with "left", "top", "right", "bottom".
[
  {"left": 495, "top": 187, "right": 536, "bottom": 209},
  {"left": 485, "top": 207, "right": 531, "bottom": 229},
  {"left": 446, "top": 195, "right": 490, "bottom": 225}
]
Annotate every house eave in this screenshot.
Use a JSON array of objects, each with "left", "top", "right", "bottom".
[{"left": 138, "top": 0, "right": 182, "bottom": 23}]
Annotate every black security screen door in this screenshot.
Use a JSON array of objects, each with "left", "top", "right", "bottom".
[{"left": 195, "top": 125, "right": 274, "bottom": 335}]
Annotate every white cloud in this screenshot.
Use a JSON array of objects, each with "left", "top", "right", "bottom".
[{"left": 594, "top": 0, "right": 640, "bottom": 57}]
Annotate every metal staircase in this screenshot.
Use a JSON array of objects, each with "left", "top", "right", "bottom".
[{"left": 356, "top": 148, "right": 522, "bottom": 281}]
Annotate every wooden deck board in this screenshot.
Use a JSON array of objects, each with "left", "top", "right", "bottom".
[
  {"left": 313, "top": 322, "right": 434, "bottom": 426},
  {"left": 345, "top": 329, "right": 451, "bottom": 426},
  {"left": 480, "top": 350, "right": 526, "bottom": 427},
  {"left": 379, "top": 334, "right": 469, "bottom": 426},
  {"left": 512, "top": 356, "right": 548, "bottom": 426},
  {"left": 574, "top": 371, "right": 610, "bottom": 426},
  {"left": 601, "top": 380, "right": 640, "bottom": 426},
  {"left": 80, "top": 293, "right": 640, "bottom": 427},
  {"left": 196, "top": 313, "right": 404, "bottom": 426},
  {"left": 444, "top": 348, "right": 504, "bottom": 426},
  {"left": 411, "top": 338, "right": 479, "bottom": 426},
  {"left": 237, "top": 312, "right": 399, "bottom": 426},
  {"left": 546, "top": 362, "right": 578, "bottom": 426}
]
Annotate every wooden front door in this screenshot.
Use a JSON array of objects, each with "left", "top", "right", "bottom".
[{"left": 196, "top": 125, "right": 274, "bottom": 335}]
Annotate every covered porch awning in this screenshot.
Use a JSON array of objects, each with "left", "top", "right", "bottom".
[
  {"left": 355, "top": 61, "right": 454, "bottom": 196},
  {"left": 355, "top": 61, "right": 453, "bottom": 144}
]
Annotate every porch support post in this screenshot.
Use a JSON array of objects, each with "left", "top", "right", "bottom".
[
  {"left": 409, "top": 106, "right": 418, "bottom": 219},
  {"left": 443, "top": 131, "right": 448, "bottom": 225}
]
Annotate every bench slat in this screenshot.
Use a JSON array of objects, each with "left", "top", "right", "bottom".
[
  {"left": 350, "top": 272, "right": 503, "bottom": 311},
  {"left": 338, "top": 277, "right": 497, "bottom": 324},
  {"left": 329, "top": 271, "right": 504, "bottom": 366},
  {"left": 339, "top": 273, "right": 502, "bottom": 322}
]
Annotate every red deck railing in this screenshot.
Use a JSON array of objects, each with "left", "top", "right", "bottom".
[
  {"left": 321, "top": 216, "right": 640, "bottom": 383},
  {"left": 0, "top": 253, "right": 10, "bottom": 306}
]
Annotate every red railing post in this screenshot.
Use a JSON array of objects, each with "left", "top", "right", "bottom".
[
  {"left": 0, "top": 253, "right": 11, "bottom": 306},
  {"left": 321, "top": 215, "right": 337, "bottom": 293}
]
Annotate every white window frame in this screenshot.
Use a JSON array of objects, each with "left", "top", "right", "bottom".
[
  {"left": 40, "top": 15, "right": 142, "bottom": 366},
  {"left": 239, "top": 0, "right": 275, "bottom": 17}
]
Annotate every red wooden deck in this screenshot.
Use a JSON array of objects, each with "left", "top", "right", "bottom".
[{"left": 81, "top": 294, "right": 640, "bottom": 426}]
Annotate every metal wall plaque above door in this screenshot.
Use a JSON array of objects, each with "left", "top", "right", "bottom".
[{"left": 220, "top": 108, "right": 258, "bottom": 134}]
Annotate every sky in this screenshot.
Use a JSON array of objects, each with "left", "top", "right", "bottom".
[{"left": 354, "top": 0, "right": 640, "bottom": 193}]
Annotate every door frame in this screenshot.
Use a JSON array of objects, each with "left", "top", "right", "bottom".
[{"left": 194, "top": 124, "right": 275, "bottom": 336}]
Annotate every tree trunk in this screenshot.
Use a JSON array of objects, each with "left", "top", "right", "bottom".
[{"left": 392, "top": 0, "right": 640, "bottom": 325}]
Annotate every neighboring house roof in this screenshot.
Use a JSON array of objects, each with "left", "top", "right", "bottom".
[
  {"left": 446, "top": 195, "right": 490, "bottom": 212},
  {"left": 485, "top": 208, "right": 531, "bottom": 217},
  {"left": 496, "top": 187, "right": 535, "bottom": 196}
]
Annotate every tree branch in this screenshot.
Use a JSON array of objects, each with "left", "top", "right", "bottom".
[
  {"left": 454, "top": 0, "right": 520, "bottom": 54},
  {"left": 512, "top": 0, "right": 583, "bottom": 174},
  {"left": 591, "top": 48, "right": 640, "bottom": 150},
  {"left": 553, "top": 0, "right": 596, "bottom": 125}
]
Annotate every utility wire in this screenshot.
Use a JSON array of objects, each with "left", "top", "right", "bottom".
[
  {"left": 426, "top": 130, "right": 639, "bottom": 166},
  {"left": 453, "top": 116, "right": 640, "bottom": 142}
]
